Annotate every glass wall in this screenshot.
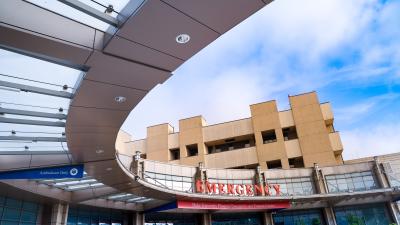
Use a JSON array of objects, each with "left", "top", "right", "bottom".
[
  {"left": 334, "top": 204, "right": 392, "bottom": 225},
  {"left": 325, "top": 171, "right": 378, "bottom": 193},
  {"left": 266, "top": 177, "right": 315, "bottom": 196},
  {"left": 273, "top": 209, "right": 325, "bottom": 225},
  {"left": 0, "top": 195, "right": 39, "bottom": 225},
  {"left": 211, "top": 213, "right": 262, "bottom": 225},
  {"left": 144, "top": 171, "right": 194, "bottom": 192},
  {"left": 145, "top": 212, "right": 200, "bottom": 225},
  {"left": 67, "top": 206, "right": 126, "bottom": 225}
]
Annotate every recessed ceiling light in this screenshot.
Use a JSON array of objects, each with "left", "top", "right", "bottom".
[
  {"left": 96, "top": 149, "right": 104, "bottom": 154},
  {"left": 114, "top": 96, "right": 126, "bottom": 103},
  {"left": 106, "top": 167, "right": 113, "bottom": 171},
  {"left": 176, "top": 34, "right": 190, "bottom": 44}
]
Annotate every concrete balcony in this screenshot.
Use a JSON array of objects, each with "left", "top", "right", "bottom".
[
  {"left": 321, "top": 102, "right": 334, "bottom": 124},
  {"left": 329, "top": 132, "right": 343, "bottom": 154},
  {"left": 205, "top": 146, "right": 258, "bottom": 168},
  {"left": 285, "top": 139, "right": 302, "bottom": 158},
  {"left": 203, "top": 118, "right": 253, "bottom": 142}
]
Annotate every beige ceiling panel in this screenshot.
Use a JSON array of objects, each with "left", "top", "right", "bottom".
[
  {"left": 65, "top": 125, "right": 119, "bottom": 134},
  {"left": 104, "top": 36, "right": 184, "bottom": 71},
  {"left": 116, "top": 0, "right": 219, "bottom": 60},
  {"left": 85, "top": 51, "right": 171, "bottom": 90},
  {"left": 71, "top": 79, "right": 147, "bottom": 111},
  {"left": 0, "top": 155, "right": 31, "bottom": 171},
  {"left": 0, "top": 25, "right": 92, "bottom": 67},
  {"left": 68, "top": 146, "right": 116, "bottom": 163},
  {"left": 67, "top": 106, "right": 129, "bottom": 128},
  {"left": 30, "top": 154, "right": 72, "bottom": 167},
  {"left": 162, "top": 0, "right": 266, "bottom": 33}
]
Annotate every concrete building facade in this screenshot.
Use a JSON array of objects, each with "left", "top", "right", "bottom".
[{"left": 129, "top": 92, "right": 343, "bottom": 170}]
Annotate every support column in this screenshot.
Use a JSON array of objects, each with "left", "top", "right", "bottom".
[
  {"left": 262, "top": 212, "right": 274, "bottom": 225},
  {"left": 387, "top": 202, "right": 400, "bottom": 225},
  {"left": 373, "top": 156, "right": 389, "bottom": 188},
  {"left": 323, "top": 207, "right": 337, "bottom": 225},
  {"left": 41, "top": 202, "right": 69, "bottom": 225},
  {"left": 201, "top": 213, "right": 212, "bottom": 225},
  {"left": 133, "top": 212, "right": 145, "bottom": 225},
  {"left": 313, "top": 163, "right": 327, "bottom": 194}
]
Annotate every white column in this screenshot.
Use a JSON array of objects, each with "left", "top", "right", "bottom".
[
  {"left": 262, "top": 212, "right": 274, "bottom": 225},
  {"left": 323, "top": 207, "right": 337, "bottom": 225},
  {"left": 133, "top": 212, "right": 145, "bottom": 225},
  {"left": 202, "top": 213, "right": 212, "bottom": 225}
]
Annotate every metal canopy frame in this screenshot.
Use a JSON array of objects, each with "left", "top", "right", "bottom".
[
  {"left": 0, "top": 136, "right": 66, "bottom": 142},
  {"left": 0, "top": 117, "right": 66, "bottom": 127},
  {"left": 0, "top": 108, "right": 67, "bottom": 119},
  {"left": 58, "top": 0, "right": 120, "bottom": 27},
  {"left": 0, "top": 80, "right": 73, "bottom": 99}
]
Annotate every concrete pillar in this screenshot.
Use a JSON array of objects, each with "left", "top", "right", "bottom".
[
  {"left": 323, "top": 207, "right": 337, "bottom": 225},
  {"left": 387, "top": 202, "right": 400, "bottom": 225},
  {"left": 373, "top": 157, "right": 389, "bottom": 188},
  {"left": 313, "top": 163, "right": 327, "bottom": 194},
  {"left": 133, "top": 212, "right": 145, "bottom": 225},
  {"left": 201, "top": 213, "right": 212, "bottom": 225},
  {"left": 41, "top": 202, "right": 69, "bottom": 225},
  {"left": 262, "top": 212, "right": 274, "bottom": 225}
]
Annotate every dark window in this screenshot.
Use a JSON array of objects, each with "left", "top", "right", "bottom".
[
  {"left": 282, "top": 126, "right": 298, "bottom": 141},
  {"left": 267, "top": 160, "right": 282, "bottom": 169},
  {"left": 262, "top": 130, "right": 277, "bottom": 144},
  {"left": 206, "top": 136, "right": 255, "bottom": 154},
  {"left": 169, "top": 148, "right": 180, "bottom": 160},
  {"left": 186, "top": 144, "right": 198, "bottom": 157},
  {"left": 289, "top": 157, "right": 304, "bottom": 168}
]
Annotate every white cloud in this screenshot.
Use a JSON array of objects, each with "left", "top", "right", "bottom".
[
  {"left": 335, "top": 93, "right": 400, "bottom": 122},
  {"left": 342, "top": 122, "right": 400, "bottom": 160},
  {"left": 124, "top": 0, "right": 400, "bottom": 165}
]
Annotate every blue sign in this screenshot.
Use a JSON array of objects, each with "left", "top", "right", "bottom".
[{"left": 0, "top": 164, "right": 84, "bottom": 179}]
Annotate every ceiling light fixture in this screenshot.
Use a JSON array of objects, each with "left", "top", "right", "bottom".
[
  {"left": 106, "top": 167, "right": 113, "bottom": 171},
  {"left": 176, "top": 34, "right": 190, "bottom": 44},
  {"left": 96, "top": 149, "right": 104, "bottom": 154},
  {"left": 114, "top": 96, "right": 126, "bottom": 103}
]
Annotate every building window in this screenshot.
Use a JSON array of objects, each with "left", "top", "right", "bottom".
[
  {"left": 206, "top": 135, "right": 255, "bottom": 154},
  {"left": 267, "top": 160, "right": 282, "bottom": 169},
  {"left": 67, "top": 206, "right": 125, "bottom": 225},
  {"left": 262, "top": 129, "right": 277, "bottom": 144},
  {"left": 144, "top": 172, "right": 193, "bottom": 192},
  {"left": 212, "top": 213, "right": 262, "bottom": 225},
  {"left": 186, "top": 144, "right": 198, "bottom": 157},
  {"left": 0, "top": 196, "right": 39, "bottom": 225},
  {"left": 169, "top": 148, "right": 180, "bottom": 160},
  {"left": 325, "top": 171, "right": 378, "bottom": 193},
  {"left": 289, "top": 157, "right": 304, "bottom": 168},
  {"left": 266, "top": 177, "right": 316, "bottom": 196},
  {"left": 146, "top": 213, "right": 199, "bottom": 225},
  {"left": 282, "top": 126, "right": 298, "bottom": 141},
  {"left": 273, "top": 209, "right": 325, "bottom": 225},
  {"left": 334, "top": 204, "right": 391, "bottom": 225}
]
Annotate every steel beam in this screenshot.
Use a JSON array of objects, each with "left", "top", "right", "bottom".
[
  {"left": 0, "top": 80, "right": 73, "bottom": 98},
  {"left": 0, "top": 150, "right": 70, "bottom": 155},
  {"left": 0, "top": 136, "right": 66, "bottom": 142},
  {"left": 58, "top": 0, "right": 119, "bottom": 27},
  {"left": 0, "top": 117, "right": 65, "bottom": 127},
  {"left": 0, "top": 108, "right": 67, "bottom": 119}
]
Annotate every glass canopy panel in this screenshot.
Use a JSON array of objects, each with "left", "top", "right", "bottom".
[
  {"left": 25, "top": 0, "right": 128, "bottom": 31},
  {"left": 104, "top": 193, "right": 153, "bottom": 203},
  {"left": 0, "top": 49, "right": 83, "bottom": 152},
  {"left": 37, "top": 174, "right": 105, "bottom": 191}
]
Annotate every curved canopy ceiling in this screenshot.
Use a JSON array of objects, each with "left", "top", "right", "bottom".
[{"left": 0, "top": 0, "right": 271, "bottom": 210}]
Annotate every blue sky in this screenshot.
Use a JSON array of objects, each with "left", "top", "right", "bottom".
[{"left": 123, "top": 0, "right": 400, "bottom": 160}]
